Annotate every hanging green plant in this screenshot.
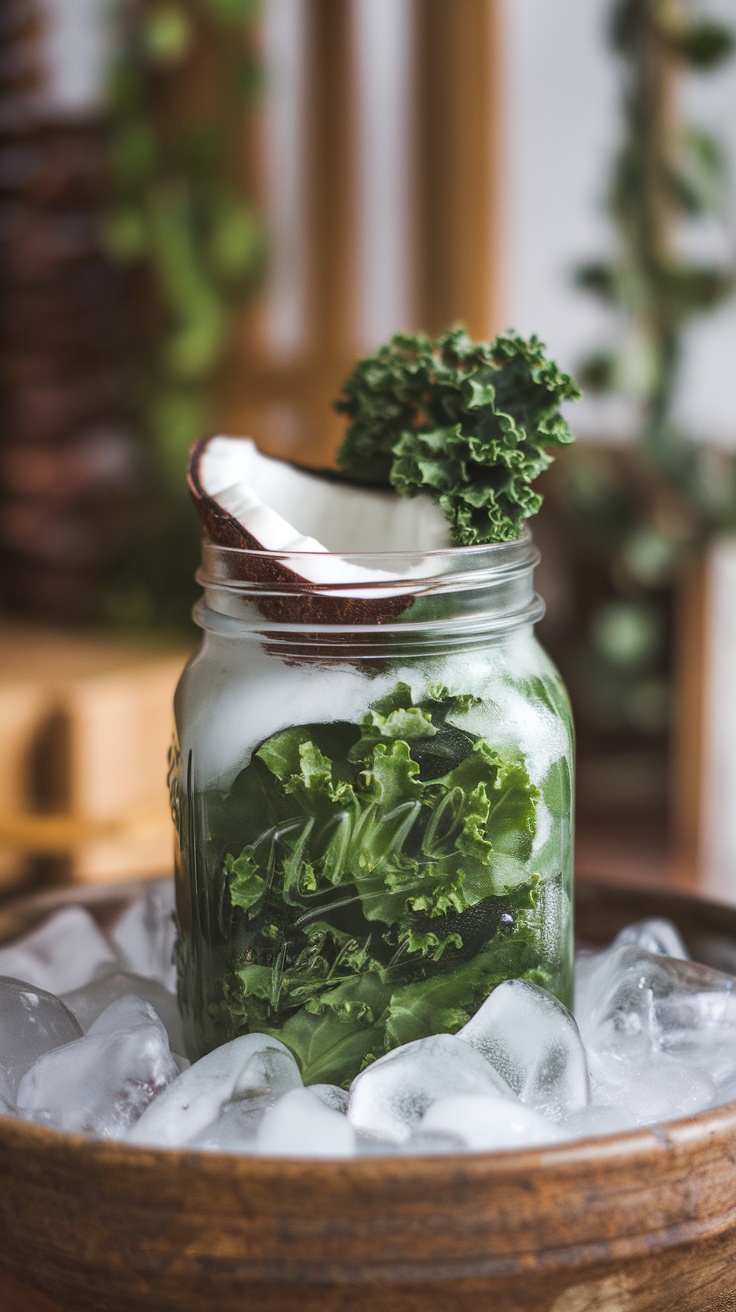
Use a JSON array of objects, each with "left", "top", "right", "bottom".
[
  {"left": 99, "top": 0, "right": 265, "bottom": 631},
  {"left": 576, "top": 0, "right": 735, "bottom": 477},
  {"left": 554, "top": 0, "right": 736, "bottom": 785}
]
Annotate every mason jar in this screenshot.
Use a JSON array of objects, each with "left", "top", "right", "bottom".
[{"left": 171, "top": 530, "right": 574, "bottom": 1086}]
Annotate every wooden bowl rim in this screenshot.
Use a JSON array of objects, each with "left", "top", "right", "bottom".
[{"left": 2, "top": 1092, "right": 736, "bottom": 1180}]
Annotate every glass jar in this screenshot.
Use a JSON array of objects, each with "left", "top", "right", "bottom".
[{"left": 171, "top": 530, "right": 575, "bottom": 1086}]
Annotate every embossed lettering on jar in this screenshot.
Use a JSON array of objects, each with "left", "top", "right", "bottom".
[{"left": 171, "top": 531, "right": 574, "bottom": 1089}]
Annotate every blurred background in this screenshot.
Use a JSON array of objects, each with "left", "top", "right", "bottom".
[{"left": 1, "top": 0, "right": 736, "bottom": 903}]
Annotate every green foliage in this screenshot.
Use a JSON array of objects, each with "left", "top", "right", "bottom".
[
  {"left": 668, "top": 127, "right": 728, "bottom": 217},
  {"left": 612, "top": 2, "right": 733, "bottom": 64},
  {"left": 143, "top": 6, "right": 193, "bottom": 63},
  {"left": 335, "top": 328, "right": 580, "bottom": 545},
  {"left": 212, "top": 684, "right": 547, "bottom": 1087},
  {"left": 204, "top": 0, "right": 260, "bottom": 23},
  {"left": 561, "top": 2, "right": 736, "bottom": 755},
  {"left": 100, "top": 0, "right": 265, "bottom": 630},
  {"left": 663, "top": 21, "right": 734, "bottom": 69},
  {"left": 580, "top": 0, "right": 736, "bottom": 467}
]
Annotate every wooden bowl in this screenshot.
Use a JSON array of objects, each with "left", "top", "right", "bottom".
[{"left": 1, "top": 877, "right": 736, "bottom": 1312}]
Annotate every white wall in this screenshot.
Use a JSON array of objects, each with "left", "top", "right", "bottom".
[
  {"left": 262, "top": 0, "right": 309, "bottom": 356},
  {"left": 497, "top": 0, "right": 618, "bottom": 374},
  {"left": 354, "top": 0, "right": 413, "bottom": 350},
  {"left": 498, "top": 0, "right": 736, "bottom": 448},
  {"left": 672, "top": 0, "right": 736, "bottom": 447},
  {"left": 37, "top": 0, "right": 111, "bottom": 114}
]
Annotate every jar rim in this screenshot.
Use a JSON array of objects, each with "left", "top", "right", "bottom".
[
  {"left": 194, "top": 525, "right": 543, "bottom": 648},
  {"left": 197, "top": 524, "right": 538, "bottom": 594}
]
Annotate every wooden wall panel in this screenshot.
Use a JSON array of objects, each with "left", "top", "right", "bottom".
[
  {"left": 0, "top": 1272, "right": 65, "bottom": 1312},
  {"left": 0, "top": 683, "right": 53, "bottom": 892},
  {"left": 413, "top": 0, "right": 499, "bottom": 338},
  {"left": 670, "top": 557, "right": 708, "bottom": 887},
  {"left": 303, "top": 0, "right": 359, "bottom": 365},
  {"left": 0, "top": 626, "right": 188, "bottom": 888}
]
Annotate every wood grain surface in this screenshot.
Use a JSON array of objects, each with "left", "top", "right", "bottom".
[
  {"left": 0, "top": 1272, "right": 65, "bottom": 1312},
  {"left": 1, "top": 877, "right": 736, "bottom": 1312}
]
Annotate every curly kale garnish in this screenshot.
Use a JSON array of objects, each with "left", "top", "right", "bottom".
[
  {"left": 213, "top": 684, "right": 547, "bottom": 1086},
  {"left": 335, "top": 327, "right": 580, "bottom": 545}
]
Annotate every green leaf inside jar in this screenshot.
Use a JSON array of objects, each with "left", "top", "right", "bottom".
[{"left": 206, "top": 683, "right": 562, "bottom": 1088}]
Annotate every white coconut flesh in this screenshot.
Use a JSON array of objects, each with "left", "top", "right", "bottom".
[{"left": 198, "top": 436, "right": 452, "bottom": 588}]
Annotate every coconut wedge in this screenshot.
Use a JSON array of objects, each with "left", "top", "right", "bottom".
[{"left": 188, "top": 435, "right": 452, "bottom": 624}]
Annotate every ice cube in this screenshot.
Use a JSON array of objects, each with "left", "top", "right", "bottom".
[
  {"left": 62, "top": 972, "right": 184, "bottom": 1055},
  {"left": 348, "top": 1033, "right": 512, "bottom": 1145},
  {"left": 587, "top": 1047, "right": 716, "bottom": 1125},
  {"left": 256, "top": 1088, "right": 356, "bottom": 1158},
  {"left": 612, "top": 918, "right": 690, "bottom": 960},
  {"left": 560, "top": 1102, "right": 639, "bottom": 1140},
  {"left": 109, "top": 879, "right": 177, "bottom": 990},
  {"left": 574, "top": 947, "right": 622, "bottom": 1021},
  {"left": 459, "top": 979, "right": 590, "bottom": 1119},
  {"left": 189, "top": 1096, "right": 270, "bottom": 1151},
  {"left": 710, "top": 1070, "right": 736, "bottom": 1109},
  {"left": 16, "top": 996, "right": 179, "bottom": 1137},
  {"left": 128, "top": 1032, "right": 302, "bottom": 1147},
  {"left": 0, "top": 976, "right": 82, "bottom": 1096},
  {"left": 420, "top": 1092, "right": 562, "bottom": 1152},
  {"left": 397, "top": 1130, "right": 465, "bottom": 1156},
  {"left": 0, "top": 907, "right": 118, "bottom": 994},
  {"left": 576, "top": 945, "right": 736, "bottom": 1086},
  {"left": 354, "top": 1127, "right": 465, "bottom": 1156},
  {"left": 656, "top": 993, "right": 736, "bottom": 1086},
  {"left": 191, "top": 1055, "right": 327, "bottom": 1152},
  {"left": 0, "top": 1064, "right": 14, "bottom": 1112},
  {"left": 308, "top": 1083, "right": 349, "bottom": 1113}
]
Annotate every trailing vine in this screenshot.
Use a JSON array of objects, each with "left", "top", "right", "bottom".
[
  {"left": 100, "top": 0, "right": 264, "bottom": 630},
  {"left": 554, "top": 0, "right": 736, "bottom": 787},
  {"left": 577, "top": 0, "right": 735, "bottom": 476}
]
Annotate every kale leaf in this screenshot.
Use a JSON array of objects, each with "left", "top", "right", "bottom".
[
  {"left": 335, "top": 327, "right": 580, "bottom": 544},
  {"left": 213, "top": 684, "right": 552, "bottom": 1087}
]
